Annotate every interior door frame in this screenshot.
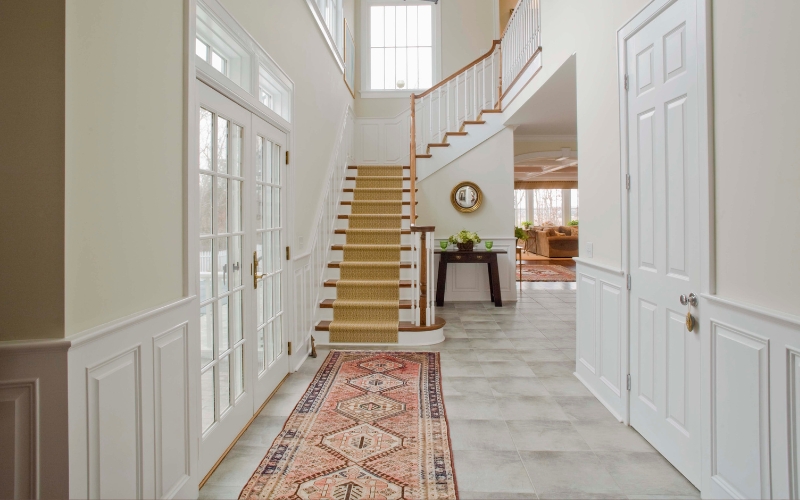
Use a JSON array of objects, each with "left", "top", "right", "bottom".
[{"left": 617, "top": 0, "right": 715, "bottom": 486}]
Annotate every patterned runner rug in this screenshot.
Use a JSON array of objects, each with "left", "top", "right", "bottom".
[
  {"left": 239, "top": 351, "right": 458, "bottom": 500},
  {"left": 517, "top": 264, "right": 576, "bottom": 282}
]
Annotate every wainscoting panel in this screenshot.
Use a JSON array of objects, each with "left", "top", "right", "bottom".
[
  {"left": 354, "top": 111, "right": 411, "bottom": 166},
  {"left": 700, "top": 296, "right": 800, "bottom": 499},
  {"left": 574, "top": 259, "right": 628, "bottom": 423},
  {"left": 432, "top": 239, "right": 517, "bottom": 303},
  {"left": 68, "top": 297, "right": 198, "bottom": 499},
  {"left": 153, "top": 324, "right": 190, "bottom": 499},
  {"left": 0, "top": 380, "right": 36, "bottom": 500},
  {"left": 0, "top": 342, "right": 69, "bottom": 499}
]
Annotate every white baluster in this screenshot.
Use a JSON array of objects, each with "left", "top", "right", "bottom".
[
  {"left": 473, "top": 64, "right": 478, "bottom": 120},
  {"left": 446, "top": 80, "right": 451, "bottom": 133},
  {"left": 437, "top": 87, "right": 442, "bottom": 143},
  {"left": 464, "top": 72, "right": 468, "bottom": 123},
  {"left": 482, "top": 58, "right": 486, "bottom": 110}
]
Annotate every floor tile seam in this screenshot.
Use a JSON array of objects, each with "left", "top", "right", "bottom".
[{"left": 505, "top": 417, "right": 542, "bottom": 500}]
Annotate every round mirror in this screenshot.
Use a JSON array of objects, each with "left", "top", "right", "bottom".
[{"left": 450, "top": 181, "right": 483, "bottom": 213}]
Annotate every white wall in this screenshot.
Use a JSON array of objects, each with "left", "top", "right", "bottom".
[
  {"left": 711, "top": 0, "right": 800, "bottom": 316},
  {"left": 505, "top": 0, "right": 650, "bottom": 270},
  {"left": 219, "top": 0, "right": 355, "bottom": 255},
  {"left": 65, "top": 0, "right": 186, "bottom": 335},
  {"left": 417, "top": 127, "right": 517, "bottom": 303},
  {"left": 354, "top": 0, "right": 496, "bottom": 118}
]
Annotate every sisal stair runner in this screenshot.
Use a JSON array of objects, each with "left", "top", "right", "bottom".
[{"left": 329, "top": 165, "right": 404, "bottom": 343}]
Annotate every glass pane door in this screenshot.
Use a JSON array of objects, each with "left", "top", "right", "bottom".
[
  {"left": 197, "top": 82, "right": 254, "bottom": 477},
  {"left": 252, "top": 116, "right": 289, "bottom": 402}
]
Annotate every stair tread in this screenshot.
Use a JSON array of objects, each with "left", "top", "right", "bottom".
[
  {"left": 343, "top": 188, "right": 416, "bottom": 192},
  {"left": 348, "top": 165, "right": 410, "bottom": 169},
  {"left": 320, "top": 299, "right": 412, "bottom": 308},
  {"left": 328, "top": 261, "right": 413, "bottom": 268},
  {"left": 315, "top": 317, "right": 446, "bottom": 332},
  {"left": 346, "top": 176, "right": 412, "bottom": 180},
  {"left": 325, "top": 279, "right": 412, "bottom": 287},
  {"left": 340, "top": 201, "right": 414, "bottom": 205},
  {"left": 481, "top": 109, "right": 502, "bottom": 113},
  {"left": 335, "top": 229, "right": 412, "bottom": 234},
  {"left": 445, "top": 132, "right": 468, "bottom": 136},
  {"left": 427, "top": 143, "right": 450, "bottom": 147},
  {"left": 338, "top": 214, "right": 411, "bottom": 219},
  {"left": 416, "top": 154, "right": 432, "bottom": 159},
  {"left": 331, "top": 245, "right": 412, "bottom": 250},
  {"left": 463, "top": 120, "right": 486, "bottom": 124}
]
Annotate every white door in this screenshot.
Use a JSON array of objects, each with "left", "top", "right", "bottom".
[
  {"left": 251, "top": 115, "right": 290, "bottom": 404},
  {"left": 196, "top": 82, "right": 289, "bottom": 477},
  {"left": 626, "top": 0, "right": 702, "bottom": 487}
]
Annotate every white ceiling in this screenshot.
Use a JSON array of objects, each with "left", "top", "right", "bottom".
[{"left": 506, "top": 55, "right": 577, "bottom": 136}]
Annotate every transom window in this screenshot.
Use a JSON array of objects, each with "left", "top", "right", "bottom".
[
  {"left": 365, "top": 1, "right": 439, "bottom": 92},
  {"left": 196, "top": 38, "right": 227, "bottom": 76}
]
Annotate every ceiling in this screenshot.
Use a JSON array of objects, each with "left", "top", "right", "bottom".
[
  {"left": 514, "top": 149, "right": 578, "bottom": 182},
  {"left": 506, "top": 55, "right": 577, "bottom": 136}
]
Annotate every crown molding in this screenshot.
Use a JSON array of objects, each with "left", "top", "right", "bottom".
[{"left": 514, "top": 134, "right": 577, "bottom": 143}]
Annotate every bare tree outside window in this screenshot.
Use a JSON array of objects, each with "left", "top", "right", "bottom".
[{"left": 532, "top": 189, "right": 563, "bottom": 225}]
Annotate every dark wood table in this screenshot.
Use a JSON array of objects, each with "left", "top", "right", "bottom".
[{"left": 434, "top": 249, "right": 508, "bottom": 307}]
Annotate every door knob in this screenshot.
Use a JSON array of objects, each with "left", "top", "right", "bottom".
[{"left": 679, "top": 293, "right": 698, "bottom": 307}]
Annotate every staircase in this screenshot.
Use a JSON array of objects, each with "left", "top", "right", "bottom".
[{"left": 314, "top": 165, "right": 445, "bottom": 344}]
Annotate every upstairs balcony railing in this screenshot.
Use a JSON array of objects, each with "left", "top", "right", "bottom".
[{"left": 408, "top": 0, "right": 540, "bottom": 328}]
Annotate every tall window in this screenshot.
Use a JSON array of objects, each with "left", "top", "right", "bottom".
[
  {"left": 532, "top": 189, "right": 563, "bottom": 226},
  {"left": 570, "top": 189, "right": 579, "bottom": 222},
  {"left": 515, "top": 189, "right": 528, "bottom": 227},
  {"left": 315, "top": 0, "right": 343, "bottom": 54},
  {"left": 514, "top": 188, "right": 579, "bottom": 226},
  {"left": 368, "top": 3, "right": 434, "bottom": 90}
]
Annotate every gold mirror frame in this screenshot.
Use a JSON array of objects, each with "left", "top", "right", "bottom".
[{"left": 450, "top": 181, "right": 483, "bottom": 213}]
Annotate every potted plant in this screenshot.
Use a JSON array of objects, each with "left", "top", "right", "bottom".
[
  {"left": 515, "top": 226, "right": 529, "bottom": 248},
  {"left": 521, "top": 220, "right": 533, "bottom": 229},
  {"left": 568, "top": 219, "right": 579, "bottom": 226},
  {"left": 448, "top": 230, "right": 481, "bottom": 251}
]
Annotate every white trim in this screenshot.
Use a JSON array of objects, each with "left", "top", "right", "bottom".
[
  {"left": 359, "top": 0, "right": 442, "bottom": 93},
  {"left": 0, "top": 338, "right": 71, "bottom": 353},
  {"left": 66, "top": 296, "right": 196, "bottom": 348},
  {"left": 359, "top": 89, "right": 421, "bottom": 99},
  {"left": 514, "top": 134, "right": 578, "bottom": 143},
  {"left": 701, "top": 294, "right": 800, "bottom": 329},
  {"left": 304, "top": 0, "right": 345, "bottom": 72},
  {"left": 572, "top": 257, "right": 625, "bottom": 277}
]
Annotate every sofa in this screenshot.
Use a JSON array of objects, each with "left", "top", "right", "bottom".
[{"left": 535, "top": 225, "right": 579, "bottom": 258}]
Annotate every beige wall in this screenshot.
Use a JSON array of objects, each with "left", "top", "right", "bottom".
[
  {"left": 65, "top": 0, "right": 185, "bottom": 335},
  {"left": 499, "top": 0, "right": 517, "bottom": 35},
  {"left": 0, "top": 1, "right": 66, "bottom": 341},
  {"left": 354, "top": 0, "right": 496, "bottom": 118},
  {"left": 712, "top": 0, "right": 800, "bottom": 316},
  {"left": 505, "top": 0, "right": 650, "bottom": 269},
  {"left": 417, "top": 128, "right": 514, "bottom": 238},
  {"left": 221, "top": 0, "right": 355, "bottom": 254}
]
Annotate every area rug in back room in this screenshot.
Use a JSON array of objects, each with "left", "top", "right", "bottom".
[
  {"left": 239, "top": 350, "right": 458, "bottom": 499},
  {"left": 517, "top": 264, "right": 576, "bottom": 282}
]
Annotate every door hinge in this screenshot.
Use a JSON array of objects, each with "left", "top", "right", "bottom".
[
  {"left": 286, "top": 246, "right": 291, "bottom": 260},
  {"left": 285, "top": 151, "right": 290, "bottom": 164},
  {"left": 624, "top": 74, "right": 629, "bottom": 91},
  {"left": 627, "top": 374, "right": 631, "bottom": 391},
  {"left": 287, "top": 341, "right": 292, "bottom": 355},
  {"left": 627, "top": 274, "right": 632, "bottom": 290},
  {"left": 625, "top": 174, "right": 631, "bottom": 190}
]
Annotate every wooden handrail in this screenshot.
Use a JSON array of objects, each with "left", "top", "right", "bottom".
[{"left": 414, "top": 40, "right": 501, "bottom": 99}]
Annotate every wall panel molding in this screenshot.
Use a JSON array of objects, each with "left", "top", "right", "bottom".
[
  {"left": 0, "top": 379, "right": 38, "bottom": 500},
  {"left": 354, "top": 111, "right": 411, "bottom": 166}
]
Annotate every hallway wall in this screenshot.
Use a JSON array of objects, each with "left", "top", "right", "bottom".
[
  {"left": 711, "top": 0, "right": 800, "bottom": 316},
  {"left": 65, "top": 0, "right": 185, "bottom": 335},
  {"left": 220, "top": 0, "right": 355, "bottom": 256},
  {"left": 504, "top": 0, "right": 650, "bottom": 271},
  {"left": 0, "top": 1, "right": 65, "bottom": 341}
]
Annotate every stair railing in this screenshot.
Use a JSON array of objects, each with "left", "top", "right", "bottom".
[
  {"left": 407, "top": 0, "right": 540, "bottom": 327},
  {"left": 501, "top": 0, "right": 541, "bottom": 95}
]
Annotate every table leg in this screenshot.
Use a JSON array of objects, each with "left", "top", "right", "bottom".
[
  {"left": 436, "top": 260, "right": 447, "bottom": 307},
  {"left": 487, "top": 263, "right": 495, "bottom": 302},
  {"left": 489, "top": 257, "right": 503, "bottom": 307}
]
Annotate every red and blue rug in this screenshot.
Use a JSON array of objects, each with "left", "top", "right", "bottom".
[{"left": 240, "top": 351, "right": 458, "bottom": 499}]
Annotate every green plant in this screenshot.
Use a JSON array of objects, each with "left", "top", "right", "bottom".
[
  {"left": 568, "top": 219, "right": 579, "bottom": 226},
  {"left": 514, "top": 227, "right": 528, "bottom": 240},
  {"left": 448, "top": 230, "right": 481, "bottom": 244},
  {"left": 521, "top": 220, "right": 533, "bottom": 229}
]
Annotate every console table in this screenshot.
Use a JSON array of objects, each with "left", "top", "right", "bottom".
[{"left": 434, "top": 249, "right": 507, "bottom": 307}]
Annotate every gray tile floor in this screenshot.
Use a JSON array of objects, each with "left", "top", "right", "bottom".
[{"left": 200, "top": 282, "right": 700, "bottom": 500}]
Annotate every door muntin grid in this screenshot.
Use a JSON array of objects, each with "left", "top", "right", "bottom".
[
  {"left": 199, "top": 107, "right": 247, "bottom": 436},
  {"left": 255, "top": 136, "right": 283, "bottom": 374}
]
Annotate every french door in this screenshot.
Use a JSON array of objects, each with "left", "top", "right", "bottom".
[
  {"left": 197, "top": 81, "right": 289, "bottom": 477},
  {"left": 626, "top": 0, "right": 701, "bottom": 487}
]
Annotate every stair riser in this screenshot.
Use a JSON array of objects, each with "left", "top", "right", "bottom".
[
  {"left": 316, "top": 309, "right": 415, "bottom": 322},
  {"left": 337, "top": 205, "right": 412, "bottom": 216},
  {"left": 327, "top": 250, "right": 413, "bottom": 260},
  {"left": 336, "top": 219, "right": 412, "bottom": 230},
  {"left": 325, "top": 268, "right": 415, "bottom": 281},
  {"left": 321, "top": 287, "right": 414, "bottom": 300},
  {"left": 331, "top": 234, "right": 414, "bottom": 245},
  {"left": 339, "top": 192, "right": 411, "bottom": 202}
]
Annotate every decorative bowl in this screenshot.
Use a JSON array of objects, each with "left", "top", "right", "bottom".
[
  {"left": 456, "top": 242, "right": 474, "bottom": 252},
  {"left": 484, "top": 241, "right": 494, "bottom": 250},
  {"left": 439, "top": 240, "right": 449, "bottom": 250}
]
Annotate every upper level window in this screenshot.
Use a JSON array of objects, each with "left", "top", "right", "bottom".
[
  {"left": 305, "top": 0, "right": 345, "bottom": 69},
  {"left": 196, "top": 38, "right": 227, "bottom": 76},
  {"left": 363, "top": 1, "right": 440, "bottom": 94}
]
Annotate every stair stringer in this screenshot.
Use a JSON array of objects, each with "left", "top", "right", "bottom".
[{"left": 416, "top": 112, "right": 507, "bottom": 181}]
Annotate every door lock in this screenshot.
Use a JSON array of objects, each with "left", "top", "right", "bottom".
[
  {"left": 679, "top": 292, "right": 698, "bottom": 332},
  {"left": 679, "top": 293, "right": 698, "bottom": 306}
]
